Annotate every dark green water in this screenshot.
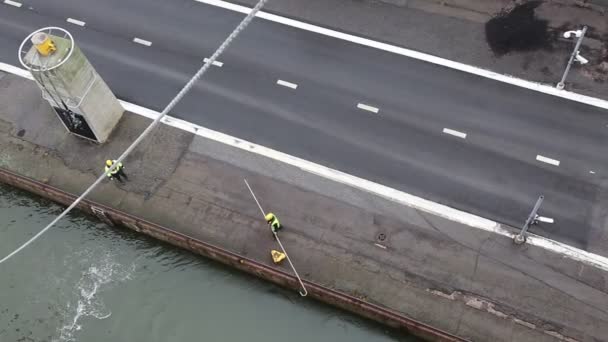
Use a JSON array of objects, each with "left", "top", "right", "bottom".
[{"left": 0, "top": 184, "right": 417, "bottom": 342}]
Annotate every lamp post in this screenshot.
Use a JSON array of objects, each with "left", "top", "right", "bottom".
[
  {"left": 556, "top": 26, "right": 588, "bottom": 90},
  {"left": 514, "top": 195, "right": 553, "bottom": 245}
]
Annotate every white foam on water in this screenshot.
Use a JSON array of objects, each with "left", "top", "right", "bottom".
[{"left": 54, "top": 253, "right": 135, "bottom": 342}]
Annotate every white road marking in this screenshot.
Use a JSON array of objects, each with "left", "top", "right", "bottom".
[
  {"left": 66, "top": 18, "right": 86, "bottom": 27},
  {"left": 0, "top": 63, "right": 32, "bottom": 79},
  {"left": 133, "top": 38, "right": 152, "bottom": 46},
  {"left": 590, "top": 170, "right": 596, "bottom": 174},
  {"left": 118, "top": 100, "right": 608, "bottom": 272},
  {"left": 204, "top": 58, "right": 223, "bottom": 67},
  {"left": 374, "top": 243, "right": 387, "bottom": 249},
  {"left": 537, "top": 216, "right": 554, "bottom": 224},
  {"left": 442, "top": 128, "right": 467, "bottom": 139},
  {"left": 3, "top": 0, "right": 22, "bottom": 7},
  {"left": 1, "top": 61, "right": 607, "bottom": 273},
  {"left": 193, "top": 0, "right": 608, "bottom": 111},
  {"left": 536, "top": 155, "right": 560, "bottom": 166},
  {"left": 276, "top": 79, "right": 298, "bottom": 89},
  {"left": 357, "top": 103, "right": 379, "bottom": 114}
]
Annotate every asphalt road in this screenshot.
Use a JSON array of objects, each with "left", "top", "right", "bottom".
[{"left": 1, "top": 0, "right": 607, "bottom": 254}]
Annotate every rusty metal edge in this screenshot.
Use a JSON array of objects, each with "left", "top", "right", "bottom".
[{"left": 0, "top": 167, "right": 468, "bottom": 342}]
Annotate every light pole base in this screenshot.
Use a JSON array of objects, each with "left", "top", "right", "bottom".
[
  {"left": 556, "top": 82, "right": 565, "bottom": 90},
  {"left": 513, "top": 234, "right": 526, "bottom": 245}
]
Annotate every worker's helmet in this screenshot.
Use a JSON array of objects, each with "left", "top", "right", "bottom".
[
  {"left": 265, "top": 213, "right": 274, "bottom": 221},
  {"left": 106, "top": 160, "right": 113, "bottom": 166}
]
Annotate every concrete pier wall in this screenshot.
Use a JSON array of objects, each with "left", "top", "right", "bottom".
[
  {"left": 0, "top": 72, "right": 606, "bottom": 342},
  {"left": 0, "top": 167, "right": 463, "bottom": 342}
]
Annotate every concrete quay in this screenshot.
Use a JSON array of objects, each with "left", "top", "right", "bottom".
[{"left": 0, "top": 72, "right": 607, "bottom": 341}]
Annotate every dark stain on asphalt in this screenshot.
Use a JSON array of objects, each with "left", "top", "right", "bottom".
[{"left": 485, "top": 1, "right": 553, "bottom": 56}]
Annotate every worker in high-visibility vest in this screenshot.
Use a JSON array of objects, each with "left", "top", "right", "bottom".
[
  {"left": 265, "top": 212, "right": 282, "bottom": 235},
  {"left": 105, "top": 159, "right": 128, "bottom": 183}
]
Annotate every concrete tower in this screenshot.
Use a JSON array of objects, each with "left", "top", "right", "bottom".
[{"left": 19, "top": 27, "right": 123, "bottom": 143}]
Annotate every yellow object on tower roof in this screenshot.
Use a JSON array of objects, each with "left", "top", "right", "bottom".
[{"left": 31, "top": 32, "right": 56, "bottom": 56}]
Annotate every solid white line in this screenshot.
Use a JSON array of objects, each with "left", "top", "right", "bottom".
[
  {"left": 0, "top": 63, "right": 32, "bottom": 79},
  {"left": 1, "top": 61, "right": 606, "bottom": 272},
  {"left": 66, "top": 18, "right": 86, "bottom": 27},
  {"left": 119, "top": 100, "right": 608, "bottom": 272},
  {"left": 442, "top": 128, "right": 467, "bottom": 139},
  {"left": 204, "top": 58, "right": 223, "bottom": 67},
  {"left": 133, "top": 38, "right": 152, "bottom": 47},
  {"left": 193, "top": 0, "right": 608, "bottom": 111},
  {"left": 357, "top": 103, "right": 379, "bottom": 114},
  {"left": 276, "top": 79, "right": 297, "bottom": 89},
  {"left": 3, "top": 0, "right": 22, "bottom": 7},
  {"left": 536, "top": 155, "right": 560, "bottom": 166}
]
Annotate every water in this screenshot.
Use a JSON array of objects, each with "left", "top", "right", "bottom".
[{"left": 0, "top": 184, "right": 416, "bottom": 342}]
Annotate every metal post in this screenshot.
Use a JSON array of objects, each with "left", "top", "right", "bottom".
[
  {"left": 514, "top": 195, "right": 544, "bottom": 244},
  {"left": 243, "top": 179, "right": 308, "bottom": 296},
  {"left": 556, "top": 26, "right": 587, "bottom": 90}
]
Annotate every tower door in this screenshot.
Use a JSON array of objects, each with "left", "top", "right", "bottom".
[{"left": 53, "top": 106, "right": 98, "bottom": 141}]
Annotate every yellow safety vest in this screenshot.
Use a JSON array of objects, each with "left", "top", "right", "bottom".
[
  {"left": 267, "top": 214, "right": 280, "bottom": 232},
  {"left": 104, "top": 160, "right": 123, "bottom": 177},
  {"left": 266, "top": 213, "right": 281, "bottom": 231}
]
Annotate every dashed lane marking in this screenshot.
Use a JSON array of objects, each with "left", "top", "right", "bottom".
[
  {"left": 276, "top": 79, "right": 297, "bottom": 89},
  {"left": 66, "top": 18, "right": 86, "bottom": 27},
  {"left": 590, "top": 170, "right": 596, "bottom": 174},
  {"left": 3, "top": 0, "right": 22, "bottom": 7},
  {"left": 204, "top": 58, "right": 223, "bottom": 67},
  {"left": 117, "top": 99, "right": 606, "bottom": 272},
  {"left": 193, "top": 0, "right": 608, "bottom": 111},
  {"left": 1, "top": 61, "right": 606, "bottom": 273},
  {"left": 357, "top": 103, "right": 379, "bottom": 114},
  {"left": 133, "top": 38, "right": 152, "bottom": 46},
  {"left": 442, "top": 128, "right": 467, "bottom": 139},
  {"left": 536, "top": 155, "right": 560, "bottom": 166}
]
